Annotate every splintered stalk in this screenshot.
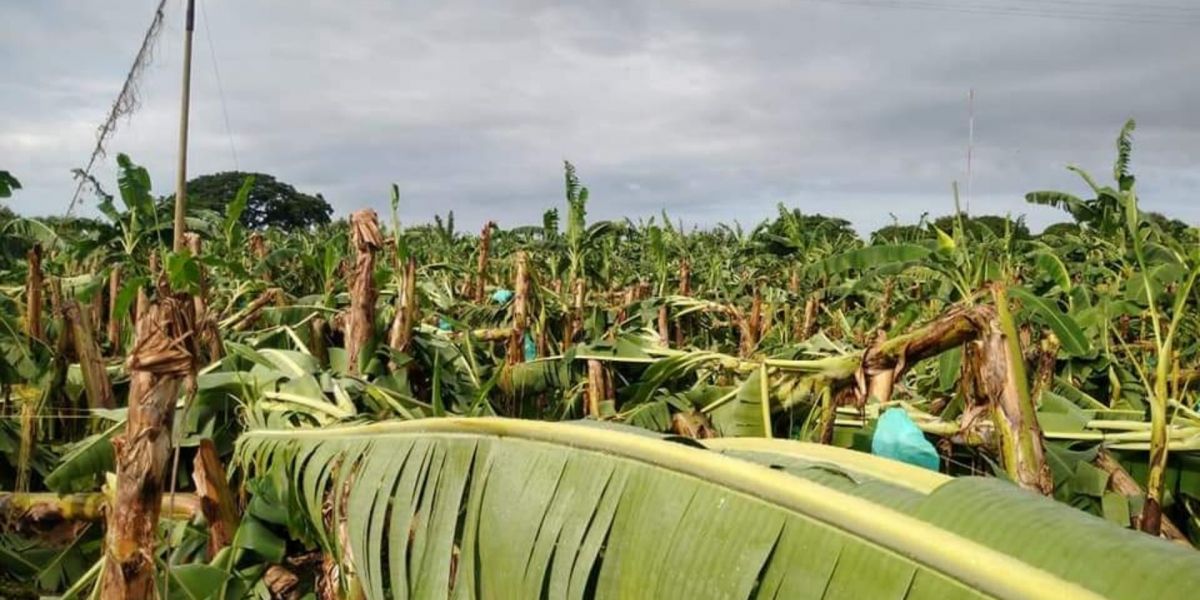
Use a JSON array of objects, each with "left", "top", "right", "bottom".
[
  {"left": 346, "top": 210, "right": 382, "bottom": 375},
  {"left": 63, "top": 299, "right": 115, "bottom": 409},
  {"left": 586, "top": 359, "right": 606, "bottom": 417},
  {"left": 473, "top": 220, "right": 495, "bottom": 302},
  {"left": 388, "top": 256, "right": 419, "bottom": 363},
  {"left": 988, "top": 284, "right": 1053, "bottom": 495},
  {"left": 24, "top": 244, "right": 43, "bottom": 342},
  {"left": 107, "top": 264, "right": 122, "bottom": 350},
  {"left": 507, "top": 251, "right": 529, "bottom": 366}
]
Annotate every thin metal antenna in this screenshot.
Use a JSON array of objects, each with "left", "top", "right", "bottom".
[{"left": 966, "top": 88, "right": 975, "bottom": 215}]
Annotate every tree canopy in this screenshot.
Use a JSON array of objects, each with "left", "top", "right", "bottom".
[{"left": 176, "top": 171, "right": 333, "bottom": 230}]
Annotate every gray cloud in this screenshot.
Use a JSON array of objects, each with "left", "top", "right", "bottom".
[{"left": 2, "top": 0, "right": 1198, "bottom": 234}]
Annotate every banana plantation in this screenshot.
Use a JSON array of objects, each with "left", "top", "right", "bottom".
[{"left": 2, "top": 122, "right": 1200, "bottom": 599}]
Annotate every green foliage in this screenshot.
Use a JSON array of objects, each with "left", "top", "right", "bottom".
[{"left": 0, "top": 171, "right": 20, "bottom": 198}]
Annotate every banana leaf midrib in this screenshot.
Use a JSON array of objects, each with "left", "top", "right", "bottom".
[
  {"left": 240, "top": 417, "right": 1099, "bottom": 600},
  {"left": 701, "top": 437, "right": 951, "bottom": 493}
]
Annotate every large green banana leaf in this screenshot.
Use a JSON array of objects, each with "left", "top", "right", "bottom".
[{"left": 236, "top": 418, "right": 1200, "bottom": 600}]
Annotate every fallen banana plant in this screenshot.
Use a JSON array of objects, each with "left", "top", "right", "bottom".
[{"left": 235, "top": 417, "right": 1200, "bottom": 600}]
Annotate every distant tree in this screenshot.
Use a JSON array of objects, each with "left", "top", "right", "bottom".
[
  {"left": 1145, "top": 212, "right": 1191, "bottom": 238},
  {"left": 1040, "top": 222, "right": 1081, "bottom": 237},
  {"left": 766, "top": 209, "right": 856, "bottom": 241},
  {"left": 870, "top": 224, "right": 928, "bottom": 244},
  {"left": 932, "top": 214, "right": 1030, "bottom": 240},
  {"left": 172, "top": 171, "right": 333, "bottom": 230}
]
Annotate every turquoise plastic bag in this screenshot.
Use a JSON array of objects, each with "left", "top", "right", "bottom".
[
  {"left": 524, "top": 332, "right": 537, "bottom": 362},
  {"left": 437, "top": 317, "right": 453, "bottom": 331},
  {"left": 871, "top": 408, "right": 940, "bottom": 472},
  {"left": 491, "top": 289, "right": 514, "bottom": 303}
]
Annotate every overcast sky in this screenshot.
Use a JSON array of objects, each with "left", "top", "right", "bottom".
[{"left": 3, "top": 0, "right": 1198, "bottom": 234}]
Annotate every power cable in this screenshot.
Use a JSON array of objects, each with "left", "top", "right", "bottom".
[
  {"left": 67, "top": 0, "right": 170, "bottom": 216},
  {"left": 200, "top": 0, "right": 239, "bottom": 170},
  {"left": 797, "top": 0, "right": 1200, "bottom": 25}
]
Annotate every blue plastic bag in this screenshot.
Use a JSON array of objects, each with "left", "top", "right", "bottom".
[
  {"left": 491, "top": 289, "right": 514, "bottom": 304},
  {"left": 437, "top": 317, "right": 453, "bottom": 331},
  {"left": 524, "top": 332, "right": 537, "bottom": 362},
  {"left": 871, "top": 408, "right": 940, "bottom": 472}
]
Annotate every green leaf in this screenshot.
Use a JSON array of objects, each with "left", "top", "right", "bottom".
[
  {"left": 236, "top": 418, "right": 1200, "bottom": 600},
  {"left": 1032, "top": 251, "right": 1071, "bottom": 293},
  {"left": 1025, "top": 191, "right": 1087, "bottom": 219},
  {"left": 165, "top": 250, "right": 202, "bottom": 294},
  {"left": 167, "top": 564, "right": 231, "bottom": 600},
  {"left": 0, "top": 170, "right": 22, "bottom": 198},
  {"left": 1071, "top": 461, "right": 1112, "bottom": 497},
  {"left": 807, "top": 244, "right": 931, "bottom": 277},
  {"left": 116, "top": 153, "right": 154, "bottom": 219},
  {"left": 224, "top": 174, "right": 254, "bottom": 247},
  {"left": 44, "top": 421, "right": 124, "bottom": 492},
  {"left": 114, "top": 275, "right": 149, "bottom": 322},
  {"left": 937, "top": 347, "right": 962, "bottom": 392},
  {"left": 1101, "top": 492, "right": 1131, "bottom": 526},
  {"left": 234, "top": 516, "right": 286, "bottom": 564},
  {"left": 1009, "top": 286, "right": 1092, "bottom": 357}
]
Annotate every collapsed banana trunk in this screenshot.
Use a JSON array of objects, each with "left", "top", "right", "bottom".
[{"left": 0, "top": 492, "right": 197, "bottom": 533}]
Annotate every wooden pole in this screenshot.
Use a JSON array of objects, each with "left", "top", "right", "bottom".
[
  {"left": 104, "top": 2, "right": 197, "bottom": 594},
  {"left": 171, "top": 0, "right": 195, "bottom": 252}
]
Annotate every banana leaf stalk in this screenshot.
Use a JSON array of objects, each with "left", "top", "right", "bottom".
[{"left": 221, "top": 287, "right": 280, "bottom": 331}]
